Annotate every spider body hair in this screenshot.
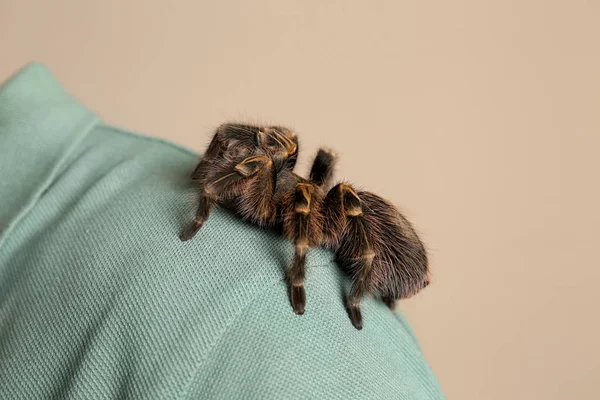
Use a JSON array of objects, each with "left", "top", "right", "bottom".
[
  {"left": 180, "top": 123, "right": 298, "bottom": 238},
  {"left": 333, "top": 190, "right": 429, "bottom": 301}
]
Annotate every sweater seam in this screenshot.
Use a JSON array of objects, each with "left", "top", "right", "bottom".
[
  {"left": 0, "top": 114, "right": 99, "bottom": 250},
  {"left": 179, "top": 263, "right": 334, "bottom": 399}
]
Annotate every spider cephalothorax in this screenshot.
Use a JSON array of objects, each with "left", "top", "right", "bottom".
[
  {"left": 180, "top": 123, "right": 429, "bottom": 330},
  {"left": 179, "top": 123, "right": 298, "bottom": 238}
]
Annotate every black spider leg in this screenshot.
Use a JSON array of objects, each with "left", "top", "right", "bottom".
[
  {"left": 180, "top": 131, "right": 223, "bottom": 241},
  {"left": 179, "top": 191, "right": 218, "bottom": 241},
  {"left": 325, "top": 183, "right": 374, "bottom": 330},
  {"left": 288, "top": 183, "right": 312, "bottom": 315},
  {"left": 179, "top": 155, "right": 270, "bottom": 241},
  {"left": 190, "top": 129, "right": 223, "bottom": 181},
  {"left": 381, "top": 296, "right": 396, "bottom": 311},
  {"left": 309, "top": 148, "right": 336, "bottom": 188}
]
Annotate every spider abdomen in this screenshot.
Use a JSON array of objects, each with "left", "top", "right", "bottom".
[{"left": 355, "top": 191, "right": 429, "bottom": 300}]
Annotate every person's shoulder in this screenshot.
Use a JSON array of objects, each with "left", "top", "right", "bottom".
[
  {"left": 77, "top": 124, "right": 445, "bottom": 399},
  {"left": 0, "top": 62, "right": 443, "bottom": 398}
]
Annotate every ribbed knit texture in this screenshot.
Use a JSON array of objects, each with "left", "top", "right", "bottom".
[{"left": 0, "top": 64, "right": 445, "bottom": 399}]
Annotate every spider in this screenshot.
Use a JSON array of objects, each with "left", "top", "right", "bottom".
[{"left": 180, "top": 123, "right": 430, "bottom": 330}]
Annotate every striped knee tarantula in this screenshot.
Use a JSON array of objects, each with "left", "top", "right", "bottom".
[{"left": 179, "top": 123, "right": 429, "bottom": 330}]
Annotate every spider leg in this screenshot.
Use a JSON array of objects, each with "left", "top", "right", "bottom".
[
  {"left": 180, "top": 156, "right": 272, "bottom": 241},
  {"left": 182, "top": 129, "right": 228, "bottom": 241},
  {"left": 233, "top": 156, "right": 277, "bottom": 226},
  {"left": 381, "top": 296, "right": 396, "bottom": 311},
  {"left": 287, "top": 183, "right": 313, "bottom": 315},
  {"left": 179, "top": 193, "right": 217, "bottom": 241},
  {"left": 346, "top": 248, "right": 374, "bottom": 330},
  {"left": 191, "top": 127, "right": 224, "bottom": 181},
  {"left": 191, "top": 123, "right": 269, "bottom": 181},
  {"left": 204, "top": 155, "right": 271, "bottom": 195},
  {"left": 325, "top": 183, "right": 374, "bottom": 330},
  {"left": 309, "top": 148, "right": 336, "bottom": 187}
]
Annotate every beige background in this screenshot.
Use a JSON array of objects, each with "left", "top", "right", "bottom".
[{"left": 2, "top": 1, "right": 599, "bottom": 398}]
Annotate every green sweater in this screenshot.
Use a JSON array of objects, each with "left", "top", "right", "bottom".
[{"left": 0, "top": 64, "right": 444, "bottom": 399}]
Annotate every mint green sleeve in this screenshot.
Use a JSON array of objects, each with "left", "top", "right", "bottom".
[{"left": 0, "top": 64, "right": 445, "bottom": 400}]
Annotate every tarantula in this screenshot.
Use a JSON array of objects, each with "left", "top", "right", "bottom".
[{"left": 180, "top": 123, "right": 429, "bottom": 330}]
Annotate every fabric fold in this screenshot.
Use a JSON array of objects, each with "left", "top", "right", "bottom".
[{"left": 0, "top": 63, "right": 99, "bottom": 245}]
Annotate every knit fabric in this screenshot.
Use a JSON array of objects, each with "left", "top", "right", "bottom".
[{"left": 0, "top": 64, "right": 445, "bottom": 399}]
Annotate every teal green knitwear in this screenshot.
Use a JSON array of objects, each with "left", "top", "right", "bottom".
[{"left": 0, "top": 64, "right": 445, "bottom": 399}]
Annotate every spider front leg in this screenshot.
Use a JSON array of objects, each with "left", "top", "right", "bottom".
[
  {"left": 180, "top": 130, "right": 226, "bottom": 241},
  {"left": 190, "top": 128, "right": 224, "bottom": 181},
  {"left": 179, "top": 155, "right": 273, "bottom": 241},
  {"left": 325, "top": 183, "right": 374, "bottom": 330},
  {"left": 190, "top": 122, "right": 273, "bottom": 182},
  {"left": 179, "top": 191, "right": 217, "bottom": 241}
]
